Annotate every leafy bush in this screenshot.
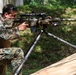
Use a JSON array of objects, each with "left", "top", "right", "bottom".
[{"left": 11, "top": 4, "right": 76, "bottom": 75}]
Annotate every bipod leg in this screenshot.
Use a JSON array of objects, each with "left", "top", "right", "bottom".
[
  {"left": 45, "top": 31, "right": 76, "bottom": 49},
  {"left": 14, "top": 30, "right": 43, "bottom": 75}
]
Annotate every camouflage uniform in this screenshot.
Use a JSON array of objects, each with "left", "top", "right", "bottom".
[
  {"left": 0, "top": 17, "right": 20, "bottom": 40},
  {"left": 0, "top": 16, "right": 24, "bottom": 75},
  {"left": 0, "top": 47, "right": 24, "bottom": 74}
]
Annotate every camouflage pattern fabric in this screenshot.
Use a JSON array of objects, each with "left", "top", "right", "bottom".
[
  {"left": 0, "top": 16, "right": 24, "bottom": 75},
  {"left": 0, "top": 16, "right": 20, "bottom": 40},
  {"left": 0, "top": 47, "right": 24, "bottom": 73}
]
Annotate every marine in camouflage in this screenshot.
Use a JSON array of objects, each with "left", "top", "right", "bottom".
[
  {"left": 0, "top": 47, "right": 24, "bottom": 74},
  {"left": 0, "top": 15, "right": 24, "bottom": 75}
]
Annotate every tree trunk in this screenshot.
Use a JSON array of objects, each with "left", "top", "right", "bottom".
[
  {"left": 0, "top": 0, "right": 3, "bottom": 13},
  {"left": 3, "top": 0, "right": 9, "bottom": 6},
  {"left": 12, "top": 0, "right": 23, "bottom": 6}
]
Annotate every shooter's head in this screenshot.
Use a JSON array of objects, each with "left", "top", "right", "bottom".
[{"left": 2, "top": 4, "right": 18, "bottom": 19}]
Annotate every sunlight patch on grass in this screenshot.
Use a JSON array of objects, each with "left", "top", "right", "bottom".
[
  {"left": 62, "top": 26, "right": 72, "bottom": 32},
  {"left": 35, "top": 46, "right": 42, "bottom": 53}
]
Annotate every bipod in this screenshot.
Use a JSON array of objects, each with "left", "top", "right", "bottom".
[{"left": 14, "top": 25, "right": 76, "bottom": 75}]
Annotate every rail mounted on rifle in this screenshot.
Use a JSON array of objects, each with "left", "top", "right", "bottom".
[{"left": 12, "top": 13, "right": 76, "bottom": 32}]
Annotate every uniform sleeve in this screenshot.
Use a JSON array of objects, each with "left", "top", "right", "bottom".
[
  {"left": 0, "top": 17, "right": 20, "bottom": 40},
  {"left": 9, "top": 27, "right": 20, "bottom": 40},
  {"left": 0, "top": 23, "right": 20, "bottom": 40}
]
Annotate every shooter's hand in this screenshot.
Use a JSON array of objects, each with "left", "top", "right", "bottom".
[{"left": 18, "top": 22, "right": 29, "bottom": 31}]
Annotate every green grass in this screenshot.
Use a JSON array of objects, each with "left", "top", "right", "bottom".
[
  {"left": 10, "top": 24, "right": 76, "bottom": 75},
  {"left": 7, "top": 6, "right": 76, "bottom": 75}
]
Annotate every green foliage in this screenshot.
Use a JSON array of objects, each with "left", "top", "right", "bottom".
[
  {"left": 10, "top": 1, "right": 76, "bottom": 75},
  {"left": 23, "top": 0, "right": 76, "bottom": 8},
  {"left": 17, "top": 5, "right": 32, "bottom": 13}
]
